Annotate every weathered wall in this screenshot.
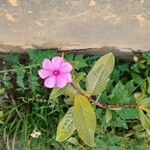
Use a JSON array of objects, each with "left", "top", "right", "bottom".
[{"left": 0, "top": 0, "right": 150, "bottom": 53}]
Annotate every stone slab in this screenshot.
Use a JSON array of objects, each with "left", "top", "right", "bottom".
[{"left": 0, "top": 0, "right": 150, "bottom": 53}]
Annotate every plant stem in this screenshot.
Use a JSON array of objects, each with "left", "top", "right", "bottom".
[{"left": 69, "top": 82, "right": 137, "bottom": 109}]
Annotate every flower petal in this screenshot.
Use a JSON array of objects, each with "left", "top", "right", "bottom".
[
  {"left": 61, "top": 73, "right": 72, "bottom": 83},
  {"left": 52, "top": 56, "right": 64, "bottom": 70},
  {"left": 60, "top": 62, "right": 73, "bottom": 73},
  {"left": 42, "top": 59, "right": 54, "bottom": 70},
  {"left": 56, "top": 75, "right": 68, "bottom": 88},
  {"left": 44, "top": 76, "right": 56, "bottom": 88},
  {"left": 38, "top": 69, "right": 52, "bottom": 79}
]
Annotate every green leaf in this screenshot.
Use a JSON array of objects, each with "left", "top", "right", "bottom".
[
  {"left": 0, "top": 111, "right": 4, "bottom": 124},
  {"left": 14, "top": 66, "right": 25, "bottom": 88},
  {"left": 67, "top": 137, "right": 79, "bottom": 146},
  {"left": 138, "top": 96, "right": 150, "bottom": 134},
  {"left": 64, "top": 98, "right": 74, "bottom": 105},
  {"left": 2, "top": 73, "right": 13, "bottom": 89},
  {"left": 56, "top": 107, "right": 76, "bottom": 142},
  {"left": 0, "top": 88, "right": 6, "bottom": 94},
  {"left": 117, "top": 108, "right": 138, "bottom": 120},
  {"left": 50, "top": 87, "right": 65, "bottom": 100},
  {"left": 0, "top": 120, "right": 4, "bottom": 124},
  {"left": 139, "top": 109, "right": 150, "bottom": 134},
  {"left": 0, "top": 111, "right": 3, "bottom": 118},
  {"left": 105, "top": 109, "right": 112, "bottom": 123},
  {"left": 140, "top": 97, "right": 150, "bottom": 106},
  {"left": 86, "top": 53, "right": 115, "bottom": 95},
  {"left": 4, "top": 53, "right": 19, "bottom": 64},
  {"left": 29, "top": 73, "right": 40, "bottom": 93},
  {"left": 73, "top": 94, "right": 96, "bottom": 146},
  {"left": 28, "top": 49, "right": 56, "bottom": 64},
  {"left": 110, "top": 81, "right": 132, "bottom": 104},
  {"left": 125, "top": 80, "right": 135, "bottom": 94},
  {"left": 134, "top": 92, "right": 144, "bottom": 102},
  {"left": 75, "top": 55, "right": 88, "bottom": 70},
  {"left": 132, "top": 73, "right": 144, "bottom": 85},
  {"left": 64, "top": 85, "right": 76, "bottom": 100},
  {"left": 73, "top": 72, "right": 86, "bottom": 83},
  {"left": 139, "top": 97, "right": 150, "bottom": 117},
  {"left": 147, "top": 77, "right": 150, "bottom": 94}
]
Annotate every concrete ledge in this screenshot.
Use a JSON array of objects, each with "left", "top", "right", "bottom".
[{"left": 0, "top": 0, "right": 150, "bottom": 55}]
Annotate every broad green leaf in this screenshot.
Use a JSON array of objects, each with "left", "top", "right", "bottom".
[
  {"left": 139, "top": 109, "right": 150, "bottom": 134},
  {"left": 105, "top": 109, "right": 112, "bottom": 123},
  {"left": 73, "top": 94, "right": 96, "bottom": 146},
  {"left": 49, "top": 87, "right": 65, "bottom": 100},
  {"left": 86, "top": 53, "right": 115, "bottom": 95},
  {"left": 56, "top": 107, "right": 76, "bottom": 142}
]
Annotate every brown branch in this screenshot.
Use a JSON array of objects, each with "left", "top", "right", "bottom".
[{"left": 69, "top": 82, "right": 137, "bottom": 109}]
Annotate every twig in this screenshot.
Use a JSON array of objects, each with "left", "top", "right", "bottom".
[{"left": 69, "top": 82, "right": 137, "bottom": 109}]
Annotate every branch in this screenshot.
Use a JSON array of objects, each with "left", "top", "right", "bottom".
[{"left": 69, "top": 82, "right": 137, "bottom": 109}]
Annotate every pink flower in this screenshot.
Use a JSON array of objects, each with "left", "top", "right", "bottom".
[{"left": 38, "top": 56, "right": 73, "bottom": 88}]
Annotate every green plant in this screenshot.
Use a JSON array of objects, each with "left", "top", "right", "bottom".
[{"left": 0, "top": 50, "right": 150, "bottom": 149}]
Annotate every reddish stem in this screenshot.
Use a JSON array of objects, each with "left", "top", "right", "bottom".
[{"left": 69, "top": 82, "right": 136, "bottom": 109}]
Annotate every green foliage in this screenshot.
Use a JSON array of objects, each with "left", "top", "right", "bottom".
[
  {"left": 1, "top": 49, "right": 56, "bottom": 93},
  {"left": 109, "top": 81, "right": 133, "bottom": 104},
  {"left": 29, "top": 72, "right": 40, "bottom": 93},
  {"left": 0, "top": 111, "right": 4, "bottom": 124},
  {"left": 139, "top": 110, "right": 150, "bottom": 134},
  {"left": 86, "top": 53, "right": 115, "bottom": 96},
  {"left": 28, "top": 49, "right": 56, "bottom": 64},
  {"left": 73, "top": 94, "right": 96, "bottom": 146},
  {"left": 105, "top": 109, "right": 112, "bottom": 123},
  {"left": 50, "top": 87, "right": 65, "bottom": 100},
  {"left": 13, "top": 66, "right": 26, "bottom": 89},
  {"left": 137, "top": 96, "right": 150, "bottom": 134},
  {"left": 4, "top": 53, "right": 19, "bottom": 64},
  {"left": 56, "top": 107, "right": 76, "bottom": 142},
  {"left": 1, "top": 73, "right": 13, "bottom": 89},
  {"left": 0, "top": 50, "right": 150, "bottom": 149},
  {"left": 74, "top": 55, "right": 88, "bottom": 70}
]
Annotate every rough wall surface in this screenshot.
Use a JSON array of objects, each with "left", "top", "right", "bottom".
[{"left": 0, "top": 0, "right": 150, "bottom": 53}]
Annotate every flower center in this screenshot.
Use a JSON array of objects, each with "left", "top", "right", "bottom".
[{"left": 53, "top": 70, "right": 59, "bottom": 76}]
